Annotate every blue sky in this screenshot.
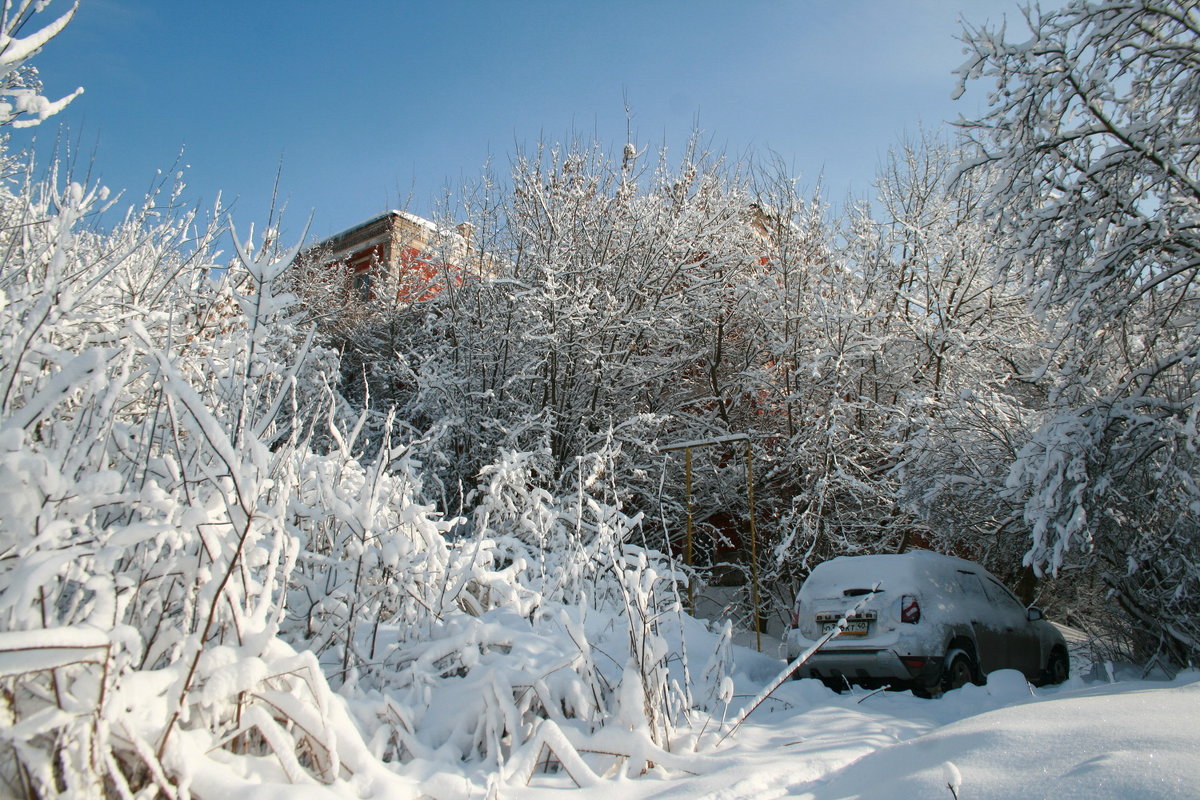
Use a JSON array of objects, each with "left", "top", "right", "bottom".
[{"left": 22, "top": 0, "right": 1029, "bottom": 246}]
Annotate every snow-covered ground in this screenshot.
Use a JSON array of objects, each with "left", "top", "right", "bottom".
[
  {"left": 515, "top": 641, "right": 1200, "bottom": 800},
  {"left": 150, "top": 603, "right": 1195, "bottom": 799}
]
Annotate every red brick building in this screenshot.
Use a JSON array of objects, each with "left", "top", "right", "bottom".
[{"left": 306, "top": 210, "right": 477, "bottom": 305}]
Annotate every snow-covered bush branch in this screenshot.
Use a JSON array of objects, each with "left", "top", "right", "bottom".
[{"left": 0, "top": 1, "right": 81, "bottom": 128}]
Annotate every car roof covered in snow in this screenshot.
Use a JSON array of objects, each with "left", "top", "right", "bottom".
[{"left": 803, "top": 550, "right": 984, "bottom": 593}]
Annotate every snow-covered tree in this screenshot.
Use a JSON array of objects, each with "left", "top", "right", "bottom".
[
  {"left": 341, "top": 139, "right": 767, "bottom": 535},
  {"left": 738, "top": 161, "right": 912, "bottom": 592},
  {"left": 860, "top": 134, "right": 1047, "bottom": 586},
  {"left": 0, "top": 1, "right": 81, "bottom": 128},
  {"left": 957, "top": 0, "right": 1200, "bottom": 661}
]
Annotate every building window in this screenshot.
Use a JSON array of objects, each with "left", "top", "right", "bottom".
[{"left": 353, "top": 271, "right": 372, "bottom": 302}]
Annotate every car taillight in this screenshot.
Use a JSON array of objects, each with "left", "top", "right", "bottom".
[{"left": 900, "top": 595, "right": 921, "bottom": 624}]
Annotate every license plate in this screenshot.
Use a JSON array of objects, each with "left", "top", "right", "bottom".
[{"left": 823, "top": 620, "right": 870, "bottom": 636}]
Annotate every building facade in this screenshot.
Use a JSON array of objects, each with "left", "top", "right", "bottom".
[{"left": 305, "top": 210, "right": 476, "bottom": 305}]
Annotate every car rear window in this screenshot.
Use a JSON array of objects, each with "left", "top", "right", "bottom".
[
  {"left": 842, "top": 587, "right": 884, "bottom": 597},
  {"left": 956, "top": 571, "right": 989, "bottom": 598}
]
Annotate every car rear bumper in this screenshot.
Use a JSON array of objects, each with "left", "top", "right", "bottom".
[{"left": 788, "top": 636, "right": 941, "bottom": 688}]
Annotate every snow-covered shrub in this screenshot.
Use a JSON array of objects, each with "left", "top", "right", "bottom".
[
  {"left": 698, "top": 620, "right": 734, "bottom": 715},
  {"left": 0, "top": 98, "right": 723, "bottom": 797},
  {"left": 280, "top": 436, "right": 698, "bottom": 782},
  {"left": 0, "top": 136, "right": 371, "bottom": 795},
  {"left": 0, "top": 139, "right": 717, "bottom": 795}
]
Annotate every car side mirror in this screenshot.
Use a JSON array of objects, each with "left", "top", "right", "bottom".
[{"left": 1026, "top": 606, "right": 1044, "bottom": 621}]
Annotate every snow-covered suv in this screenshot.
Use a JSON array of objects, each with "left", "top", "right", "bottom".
[{"left": 786, "top": 551, "right": 1069, "bottom": 694}]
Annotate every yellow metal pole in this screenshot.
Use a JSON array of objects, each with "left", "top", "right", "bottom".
[
  {"left": 685, "top": 446, "right": 694, "bottom": 613},
  {"left": 746, "top": 440, "right": 761, "bottom": 652}
]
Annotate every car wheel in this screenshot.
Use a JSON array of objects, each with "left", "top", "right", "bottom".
[
  {"left": 1044, "top": 650, "right": 1069, "bottom": 685},
  {"left": 941, "top": 652, "right": 976, "bottom": 693}
]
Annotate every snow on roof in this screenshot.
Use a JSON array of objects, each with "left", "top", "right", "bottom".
[
  {"left": 314, "top": 209, "right": 466, "bottom": 253},
  {"left": 394, "top": 209, "right": 441, "bottom": 234},
  {"left": 810, "top": 550, "right": 984, "bottom": 584}
]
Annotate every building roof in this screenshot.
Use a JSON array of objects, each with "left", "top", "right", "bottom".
[{"left": 314, "top": 210, "right": 464, "bottom": 258}]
